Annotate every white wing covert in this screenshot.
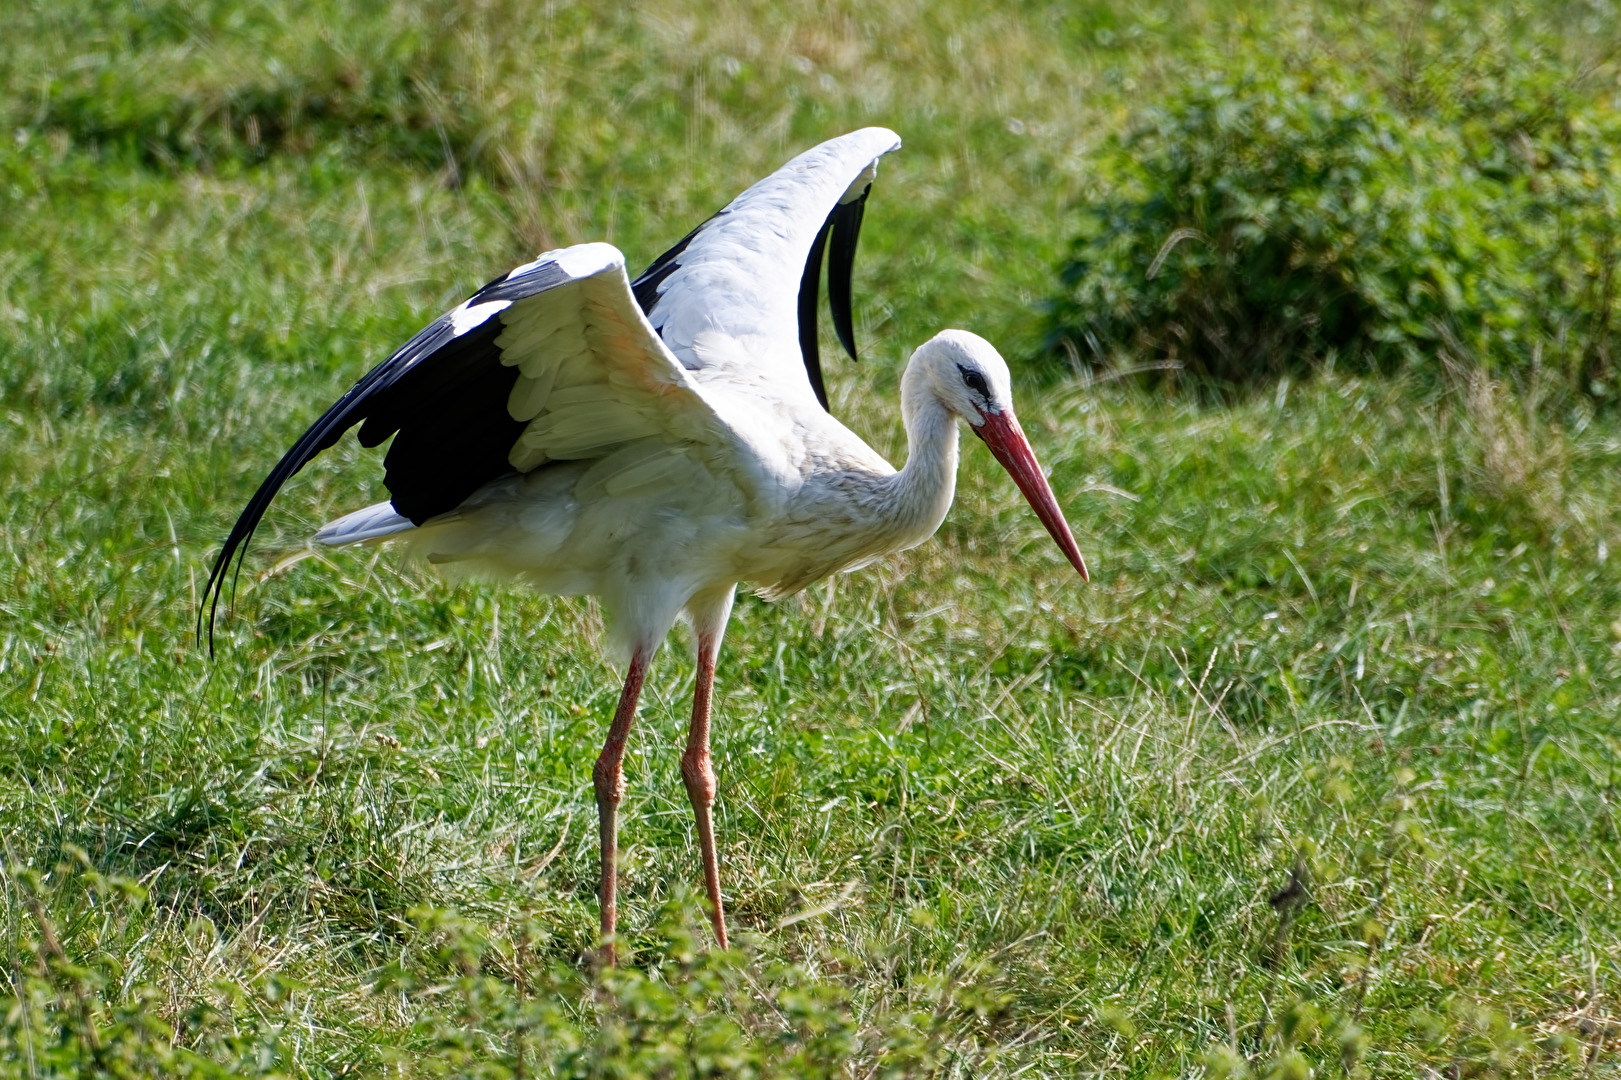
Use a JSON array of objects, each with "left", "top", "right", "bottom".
[{"left": 496, "top": 245, "right": 723, "bottom": 474}]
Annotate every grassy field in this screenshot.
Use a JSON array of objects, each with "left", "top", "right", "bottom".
[{"left": 3, "top": 1, "right": 1620, "bottom": 1075}]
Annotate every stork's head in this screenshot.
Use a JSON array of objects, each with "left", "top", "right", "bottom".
[
  {"left": 910, "top": 329, "right": 1090, "bottom": 582},
  {"left": 912, "top": 328, "right": 1015, "bottom": 425}
]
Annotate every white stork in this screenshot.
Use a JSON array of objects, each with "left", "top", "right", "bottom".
[{"left": 204, "top": 127, "right": 1089, "bottom": 961}]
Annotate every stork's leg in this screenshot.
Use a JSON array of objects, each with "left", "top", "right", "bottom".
[
  {"left": 594, "top": 646, "right": 649, "bottom": 966},
  {"left": 680, "top": 586, "right": 736, "bottom": 948},
  {"left": 682, "top": 628, "right": 728, "bottom": 949}
]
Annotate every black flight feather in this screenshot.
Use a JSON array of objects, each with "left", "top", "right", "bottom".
[
  {"left": 796, "top": 214, "right": 834, "bottom": 411},
  {"left": 793, "top": 185, "right": 872, "bottom": 412},
  {"left": 827, "top": 184, "right": 869, "bottom": 364}
]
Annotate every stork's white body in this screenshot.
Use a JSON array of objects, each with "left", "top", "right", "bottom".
[
  {"left": 322, "top": 353, "right": 957, "bottom": 651},
  {"left": 211, "top": 127, "right": 1087, "bottom": 960},
  {"left": 381, "top": 401, "right": 948, "bottom": 653}
]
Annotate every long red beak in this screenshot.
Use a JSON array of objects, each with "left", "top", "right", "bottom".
[{"left": 972, "top": 409, "right": 1089, "bottom": 581}]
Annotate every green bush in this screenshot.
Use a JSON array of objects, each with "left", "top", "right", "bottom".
[{"left": 1045, "top": 9, "right": 1621, "bottom": 395}]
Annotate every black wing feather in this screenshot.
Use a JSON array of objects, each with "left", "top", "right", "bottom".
[
  {"left": 376, "top": 320, "right": 526, "bottom": 520},
  {"left": 827, "top": 186, "right": 869, "bottom": 364},
  {"left": 796, "top": 214, "right": 834, "bottom": 411},
  {"left": 200, "top": 259, "right": 576, "bottom": 649},
  {"left": 792, "top": 187, "right": 871, "bottom": 413}
]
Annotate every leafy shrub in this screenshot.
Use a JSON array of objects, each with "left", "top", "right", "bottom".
[{"left": 1045, "top": 9, "right": 1621, "bottom": 395}]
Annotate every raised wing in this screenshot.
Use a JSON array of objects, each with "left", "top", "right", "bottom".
[
  {"left": 202, "top": 242, "right": 726, "bottom": 644},
  {"left": 631, "top": 127, "right": 902, "bottom": 412}
]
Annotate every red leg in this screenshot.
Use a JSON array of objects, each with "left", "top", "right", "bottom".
[
  {"left": 593, "top": 647, "right": 649, "bottom": 966},
  {"left": 681, "top": 630, "right": 729, "bottom": 948}
]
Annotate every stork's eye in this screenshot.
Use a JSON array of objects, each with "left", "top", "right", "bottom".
[{"left": 959, "top": 366, "right": 990, "bottom": 397}]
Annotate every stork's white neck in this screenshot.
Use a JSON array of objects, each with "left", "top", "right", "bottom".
[{"left": 883, "top": 359, "right": 960, "bottom": 550}]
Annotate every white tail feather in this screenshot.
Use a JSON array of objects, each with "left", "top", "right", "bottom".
[{"left": 314, "top": 501, "right": 415, "bottom": 546}]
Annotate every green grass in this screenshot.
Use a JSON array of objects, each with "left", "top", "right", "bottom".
[{"left": 2, "top": 0, "right": 1620, "bottom": 1075}]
